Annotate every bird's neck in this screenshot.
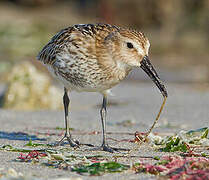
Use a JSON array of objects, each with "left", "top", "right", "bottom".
[
  {"left": 114, "top": 62, "right": 132, "bottom": 81},
  {"left": 104, "top": 60, "right": 132, "bottom": 82}
]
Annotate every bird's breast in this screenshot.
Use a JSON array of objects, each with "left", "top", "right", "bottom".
[{"left": 46, "top": 55, "right": 130, "bottom": 93}]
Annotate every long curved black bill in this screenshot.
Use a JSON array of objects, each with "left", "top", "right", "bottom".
[{"left": 140, "top": 56, "right": 168, "bottom": 97}]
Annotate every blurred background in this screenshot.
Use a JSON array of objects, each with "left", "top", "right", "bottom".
[{"left": 0, "top": 0, "right": 208, "bottom": 110}]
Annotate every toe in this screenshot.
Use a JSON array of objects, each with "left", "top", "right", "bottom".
[
  {"left": 102, "top": 145, "right": 115, "bottom": 153},
  {"left": 67, "top": 137, "right": 80, "bottom": 147}
]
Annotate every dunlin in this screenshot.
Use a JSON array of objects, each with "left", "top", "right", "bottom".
[{"left": 37, "top": 23, "right": 167, "bottom": 152}]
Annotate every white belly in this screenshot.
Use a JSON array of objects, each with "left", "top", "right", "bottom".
[{"left": 46, "top": 65, "right": 114, "bottom": 93}]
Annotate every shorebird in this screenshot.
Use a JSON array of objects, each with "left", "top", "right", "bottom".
[{"left": 37, "top": 23, "right": 167, "bottom": 152}]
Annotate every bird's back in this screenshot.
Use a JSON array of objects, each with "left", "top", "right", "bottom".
[{"left": 37, "top": 23, "right": 120, "bottom": 65}]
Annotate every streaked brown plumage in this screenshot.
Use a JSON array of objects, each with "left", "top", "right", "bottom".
[{"left": 37, "top": 23, "right": 167, "bottom": 152}]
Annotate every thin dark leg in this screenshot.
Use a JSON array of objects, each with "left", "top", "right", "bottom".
[
  {"left": 100, "top": 96, "right": 107, "bottom": 146},
  {"left": 82, "top": 95, "right": 130, "bottom": 152},
  {"left": 64, "top": 87, "right": 70, "bottom": 137},
  {"left": 100, "top": 95, "right": 115, "bottom": 153},
  {"left": 57, "top": 87, "right": 79, "bottom": 147}
]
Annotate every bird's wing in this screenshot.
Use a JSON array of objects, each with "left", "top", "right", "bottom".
[
  {"left": 37, "top": 24, "right": 120, "bottom": 65},
  {"left": 37, "top": 26, "right": 73, "bottom": 65}
]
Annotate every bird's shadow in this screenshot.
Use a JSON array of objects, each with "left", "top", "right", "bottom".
[{"left": 0, "top": 131, "right": 46, "bottom": 141}]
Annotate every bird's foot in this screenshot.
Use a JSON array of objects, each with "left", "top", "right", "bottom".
[
  {"left": 55, "top": 134, "right": 79, "bottom": 148},
  {"left": 101, "top": 144, "right": 130, "bottom": 152},
  {"left": 89, "top": 144, "right": 130, "bottom": 153},
  {"left": 101, "top": 144, "right": 115, "bottom": 153}
]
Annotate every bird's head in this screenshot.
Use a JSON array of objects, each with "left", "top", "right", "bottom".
[{"left": 104, "top": 28, "right": 168, "bottom": 98}]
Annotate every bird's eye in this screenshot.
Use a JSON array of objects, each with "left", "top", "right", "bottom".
[{"left": 127, "top": 42, "right": 134, "bottom": 49}]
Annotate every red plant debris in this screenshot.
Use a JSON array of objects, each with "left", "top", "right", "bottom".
[
  {"left": 181, "top": 143, "right": 206, "bottom": 157},
  {"left": 18, "top": 150, "right": 47, "bottom": 162},
  {"left": 130, "top": 131, "right": 148, "bottom": 143},
  {"left": 88, "top": 131, "right": 100, "bottom": 135},
  {"left": 133, "top": 155, "right": 209, "bottom": 179},
  {"left": 133, "top": 162, "right": 166, "bottom": 175},
  {"left": 107, "top": 131, "right": 148, "bottom": 143}
]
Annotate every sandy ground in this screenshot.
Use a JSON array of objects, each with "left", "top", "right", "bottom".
[{"left": 0, "top": 82, "right": 208, "bottom": 179}]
